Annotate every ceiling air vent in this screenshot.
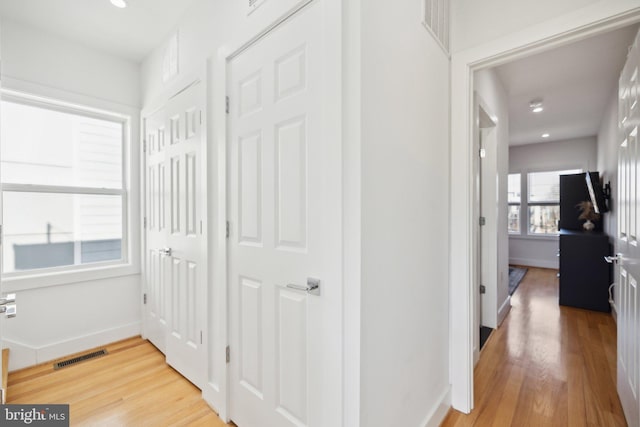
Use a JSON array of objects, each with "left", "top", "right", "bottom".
[{"left": 423, "top": 0, "right": 450, "bottom": 55}]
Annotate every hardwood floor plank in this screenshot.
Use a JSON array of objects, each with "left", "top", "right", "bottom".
[
  {"left": 7, "top": 337, "right": 230, "bottom": 427},
  {"left": 441, "top": 267, "right": 626, "bottom": 427}
]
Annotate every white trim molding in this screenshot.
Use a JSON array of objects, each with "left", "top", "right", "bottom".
[
  {"left": 4, "top": 322, "right": 140, "bottom": 372},
  {"left": 422, "top": 386, "right": 452, "bottom": 427}
]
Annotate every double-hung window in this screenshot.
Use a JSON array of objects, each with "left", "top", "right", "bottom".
[
  {"left": 508, "top": 168, "right": 582, "bottom": 236},
  {"left": 526, "top": 169, "right": 581, "bottom": 235},
  {"left": 1, "top": 93, "right": 128, "bottom": 276}
]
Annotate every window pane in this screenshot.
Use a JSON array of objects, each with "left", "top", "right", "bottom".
[
  {"left": 508, "top": 174, "right": 521, "bottom": 203},
  {"left": 1, "top": 101, "right": 123, "bottom": 189},
  {"left": 3, "top": 192, "right": 122, "bottom": 273},
  {"left": 508, "top": 206, "right": 520, "bottom": 233},
  {"left": 528, "top": 169, "right": 581, "bottom": 203},
  {"left": 529, "top": 205, "right": 560, "bottom": 234}
]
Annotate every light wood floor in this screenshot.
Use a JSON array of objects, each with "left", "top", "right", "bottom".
[
  {"left": 7, "top": 268, "right": 625, "bottom": 426},
  {"left": 441, "top": 267, "right": 626, "bottom": 427},
  {"left": 8, "top": 337, "right": 230, "bottom": 426}
]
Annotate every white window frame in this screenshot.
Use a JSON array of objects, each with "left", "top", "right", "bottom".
[
  {"left": 507, "top": 173, "right": 521, "bottom": 235},
  {"left": 508, "top": 167, "right": 582, "bottom": 239},
  {"left": 1, "top": 89, "right": 137, "bottom": 291}
]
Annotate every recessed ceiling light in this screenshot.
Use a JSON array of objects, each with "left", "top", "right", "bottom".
[
  {"left": 110, "top": 0, "right": 127, "bottom": 8},
  {"left": 542, "top": 133, "right": 550, "bottom": 138},
  {"left": 529, "top": 99, "right": 544, "bottom": 113}
]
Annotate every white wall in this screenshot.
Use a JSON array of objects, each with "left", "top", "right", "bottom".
[
  {"left": 359, "top": 1, "right": 450, "bottom": 425},
  {"left": 1, "top": 19, "right": 139, "bottom": 108},
  {"left": 509, "top": 137, "right": 598, "bottom": 268},
  {"left": 474, "top": 68, "right": 510, "bottom": 328},
  {"left": 451, "top": 0, "right": 601, "bottom": 52},
  {"left": 0, "top": 19, "right": 141, "bottom": 371}
]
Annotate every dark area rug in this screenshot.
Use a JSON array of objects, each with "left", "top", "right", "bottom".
[{"left": 509, "top": 266, "right": 528, "bottom": 295}]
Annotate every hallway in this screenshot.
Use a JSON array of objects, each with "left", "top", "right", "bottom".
[{"left": 442, "top": 267, "right": 626, "bottom": 426}]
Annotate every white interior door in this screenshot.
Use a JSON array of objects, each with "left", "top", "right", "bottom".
[
  {"left": 227, "top": 2, "right": 342, "bottom": 426},
  {"left": 143, "top": 78, "right": 207, "bottom": 389},
  {"left": 616, "top": 27, "right": 640, "bottom": 427},
  {"left": 144, "top": 106, "right": 168, "bottom": 353},
  {"left": 472, "top": 103, "right": 482, "bottom": 363}
]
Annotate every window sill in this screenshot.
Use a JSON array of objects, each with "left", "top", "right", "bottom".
[
  {"left": 2, "top": 263, "right": 140, "bottom": 293},
  {"left": 509, "top": 233, "right": 559, "bottom": 242}
]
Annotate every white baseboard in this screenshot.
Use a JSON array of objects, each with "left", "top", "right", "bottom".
[
  {"left": 422, "top": 385, "right": 451, "bottom": 427},
  {"left": 497, "top": 296, "right": 511, "bottom": 326},
  {"left": 509, "top": 257, "right": 558, "bottom": 269},
  {"left": 4, "top": 322, "right": 141, "bottom": 372}
]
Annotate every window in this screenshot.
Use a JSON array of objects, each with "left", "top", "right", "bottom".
[
  {"left": 527, "top": 169, "right": 581, "bottom": 235},
  {"left": 1, "top": 94, "right": 128, "bottom": 275},
  {"left": 508, "top": 174, "right": 521, "bottom": 233}
]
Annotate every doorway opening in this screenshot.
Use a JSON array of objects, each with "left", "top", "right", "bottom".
[
  {"left": 473, "top": 99, "right": 497, "bottom": 361},
  {"left": 451, "top": 6, "right": 640, "bottom": 414}
]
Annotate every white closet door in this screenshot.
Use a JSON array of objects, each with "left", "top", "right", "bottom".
[{"left": 227, "top": 2, "right": 342, "bottom": 426}]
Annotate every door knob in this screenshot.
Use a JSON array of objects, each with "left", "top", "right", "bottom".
[
  {"left": 286, "top": 278, "right": 321, "bottom": 296},
  {"left": 604, "top": 253, "right": 623, "bottom": 264},
  {"left": 159, "top": 247, "right": 172, "bottom": 256}
]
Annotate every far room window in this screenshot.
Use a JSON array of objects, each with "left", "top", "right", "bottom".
[
  {"left": 507, "top": 173, "right": 521, "bottom": 234},
  {"left": 527, "top": 169, "right": 580, "bottom": 235},
  {"left": 1, "top": 94, "right": 128, "bottom": 275}
]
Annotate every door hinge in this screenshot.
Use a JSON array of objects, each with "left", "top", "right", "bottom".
[
  {"left": 200, "top": 331, "right": 203, "bottom": 345},
  {"left": 480, "top": 285, "right": 486, "bottom": 294},
  {"left": 225, "top": 96, "right": 230, "bottom": 114},
  {"left": 479, "top": 217, "right": 486, "bottom": 226},
  {"left": 226, "top": 221, "right": 230, "bottom": 239},
  {"left": 143, "top": 293, "right": 147, "bottom": 304},
  {"left": 226, "top": 345, "right": 230, "bottom": 363},
  {"left": 143, "top": 139, "right": 147, "bottom": 153},
  {"left": 479, "top": 148, "right": 486, "bottom": 158},
  {"left": 144, "top": 217, "right": 147, "bottom": 228}
]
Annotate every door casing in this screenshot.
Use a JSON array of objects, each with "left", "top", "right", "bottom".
[{"left": 472, "top": 95, "right": 497, "bottom": 365}]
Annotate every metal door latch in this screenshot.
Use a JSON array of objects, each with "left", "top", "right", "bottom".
[
  {"left": 604, "top": 253, "right": 622, "bottom": 264},
  {"left": 286, "top": 278, "right": 321, "bottom": 296},
  {"left": 159, "top": 247, "right": 172, "bottom": 256}
]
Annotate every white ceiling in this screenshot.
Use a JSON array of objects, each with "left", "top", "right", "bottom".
[
  {"left": 494, "top": 24, "right": 639, "bottom": 146},
  {"left": 0, "top": 0, "right": 199, "bottom": 63}
]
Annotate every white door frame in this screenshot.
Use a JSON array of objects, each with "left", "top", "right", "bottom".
[
  {"left": 472, "top": 94, "right": 498, "bottom": 365},
  {"left": 450, "top": 2, "right": 640, "bottom": 413},
  {"left": 207, "top": 0, "right": 345, "bottom": 422}
]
